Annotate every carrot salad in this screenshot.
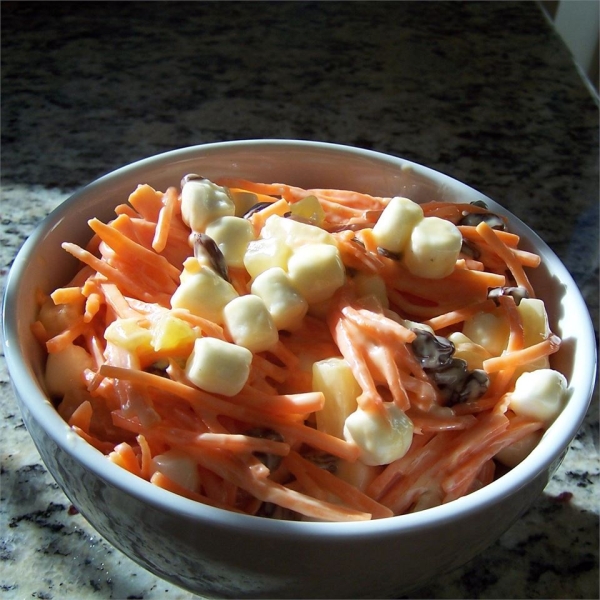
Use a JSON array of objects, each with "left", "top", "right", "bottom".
[{"left": 33, "top": 174, "right": 568, "bottom": 521}]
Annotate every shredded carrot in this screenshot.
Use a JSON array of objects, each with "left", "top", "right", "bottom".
[
  {"left": 51, "top": 286, "right": 84, "bottom": 305},
  {"left": 127, "top": 184, "right": 165, "bottom": 222},
  {"left": 189, "top": 446, "right": 371, "bottom": 521},
  {"left": 152, "top": 187, "right": 179, "bottom": 253},
  {"left": 108, "top": 442, "right": 142, "bottom": 477},
  {"left": 98, "top": 282, "right": 142, "bottom": 320},
  {"left": 285, "top": 450, "right": 393, "bottom": 519},
  {"left": 190, "top": 432, "right": 290, "bottom": 456},
  {"left": 112, "top": 213, "right": 191, "bottom": 269},
  {"left": 89, "top": 215, "right": 180, "bottom": 283},
  {"left": 228, "top": 267, "right": 251, "bottom": 296},
  {"left": 441, "top": 416, "right": 542, "bottom": 502},
  {"left": 150, "top": 471, "right": 246, "bottom": 513},
  {"left": 38, "top": 175, "right": 562, "bottom": 521},
  {"left": 511, "top": 247, "right": 542, "bottom": 268},
  {"left": 169, "top": 308, "right": 226, "bottom": 339},
  {"left": 83, "top": 290, "right": 103, "bottom": 322},
  {"left": 483, "top": 335, "right": 561, "bottom": 373},
  {"left": 100, "top": 365, "right": 358, "bottom": 461},
  {"left": 366, "top": 432, "right": 435, "bottom": 500},
  {"left": 475, "top": 221, "right": 535, "bottom": 297},
  {"left": 355, "top": 228, "right": 380, "bottom": 256},
  {"left": 68, "top": 400, "right": 93, "bottom": 432},
  {"left": 341, "top": 304, "right": 416, "bottom": 345},
  {"left": 422, "top": 201, "right": 493, "bottom": 224},
  {"left": 407, "top": 409, "right": 478, "bottom": 434},
  {"left": 248, "top": 198, "right": 290, "bottom": 231},
  {"left": 499, "top": 295, "right": 524, "bottom": 353},
  {"left": 71, "top": 426, "right": 115, "bottom": 454},
  {"left": 31, "top": 320, "right": 50, "bottom": 344},
  {"left": 423, "top": 299, "right": 497, "bottom": 331},
  {"left": 459, "top": 224, "right": 520, "bottom": 247},
  {"left": 62, "top": 242, "right": 172, "bottom": 306},
  {"left": 114, "top": 202, "right": 140, "bottom": 218},
  {"left": 137, "top": 434, "right": 153, "bottom": 480},
  {"left": 46, "top": 319, "right": 87, "bottom": 353},
  {"left": 215, "top": 178, "right": 297, "bottom": 199}
]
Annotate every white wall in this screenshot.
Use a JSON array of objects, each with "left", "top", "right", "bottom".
[{"left": 540, "top": 0, "right": 599, "bottom": 97}]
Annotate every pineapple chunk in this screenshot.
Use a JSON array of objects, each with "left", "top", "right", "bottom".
[
  {"left": 462, "top": 299, "right": 552, "bottom": 369},
  {"left": 228, "top": 189, "right": 259, "bottom": 217},
  {"left": 515, "top": 298, "right": 552, "bottom": 372},
  {"left": 335, "top": 460, "right": 382, "bottom": 493},
  {"left": 353, "top": 272, "right": 389, "bottom": 309},
  {"left": 518, "top": 298, "right": 550, "bottom": 348},
  {"left": 448, "top": 331, "right": 492, "bottom": 371},
  {"left": 462, "top": 309, "right": 510, "bottom": 357},
  {"left": 151, "top": 313, "right": 198, "bottom": 353},
  {"left": 289, "top": 195, "right": 326, "bottom": 226},
  {"left": 151, "top": 449, "right": 199, "bottom": 492},
  {"left": 105, "top": 318, "right": 153, "bottom": 353},
  {"left": 495, "top": 430, "right": 544, "bottom": 468},
  {"left": 313, "top": 358, "right": 361, "bottom": 439}
]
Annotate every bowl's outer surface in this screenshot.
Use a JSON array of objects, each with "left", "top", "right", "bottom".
[{"left": 3, "top": 140, "right": 597, "bottom": 598}]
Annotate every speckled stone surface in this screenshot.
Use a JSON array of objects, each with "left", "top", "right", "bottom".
[{"left": 1, "top": 1, "right": 598, "bottom": 599}]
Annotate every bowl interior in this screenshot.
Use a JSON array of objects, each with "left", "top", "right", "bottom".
[{"left": 3, "top": 140, "right": 597, "bottom": 534}]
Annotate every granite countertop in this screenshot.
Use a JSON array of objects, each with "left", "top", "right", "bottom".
[{"left": 1, "top": 2, "right": 598, "bottom": 598}]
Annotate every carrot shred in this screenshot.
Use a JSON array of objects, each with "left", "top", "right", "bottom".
[
  {"left": 108, "top": 442, "right": 142, "bottom": 477},
  {"left": 248, "top": 198, "right": 290, "bottom": 231},
  {"left": 285, "top": 450, "right": 393, "bottom": 519},
  {"left": 71, "top": 426, "right": 115, "bottom": 453},
  {"left": 50, "top": 286, "right": 84, "bottom": 305},
  {"left": 499, "top": 294, "right": 524, "bottom": 353},
  {"left": 483, "top": 335, "right": 561, "bottom": 374},
  {"left": 152, "top": 187, "right": 179, "bottom": 253},
  {"left": 475, "top": 221, "right": 536, "bottom": 297},
  {"left": 127, "top": 184, "right": 165, "bottom": 222},
  {"left": 137, "top": 434, "right": 153, "bottom": 480},
  {"left": 83, "top": 290, "right": 103, "bottom": 322},
  {"left": 46, "top": 319, "right": 87, "bottom": 353},
  {"left": 99, "top": 365, "right": 359, "bottom": 462},
  {"left": 114, "top": 202, "right": 139, "bottom": 218},
  {"left": 150, "top": 471, "right": 246, "bottom": 513},
  {"left": 68, "top": 400, "right": 93, "bottom": 432},
  {"left": 89, "top": 215, "right": 180, "bottom": 283},
  {"left": 188, "top": 446, "right": 371, "bottom": 522},
  {"left": 31, "top": 320, "right": 50, "bottom": 344},
  {"left": 62, "top": 242, "right": 172, "bottom": 306},
  {"left": 169, "top": 308, "right": 226, "bottom": 339},
  {"left": 423, "top": 299, "right": 497, "bottom": 331}
]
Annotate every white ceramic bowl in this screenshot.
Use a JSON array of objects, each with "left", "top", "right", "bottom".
[{"left": 3, "top": 140, "right": 596, "bottom": 599}]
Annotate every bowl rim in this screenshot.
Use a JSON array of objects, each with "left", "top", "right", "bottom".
[{"left": 3, "top": 139, "right": 597, "bottom": 538}]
